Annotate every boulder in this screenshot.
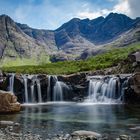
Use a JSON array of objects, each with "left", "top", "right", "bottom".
[
  {"left": 129, "top": 73, "right": 140, "bottom": 94},
  {"left": 124, "top": 73, "right": 140, "bottom": 103},
  {"left": 0, "top": 90, "right": 21, "bottom": 113},
  {"left": 118, "top": 135, "right": 134, "bottom": 140},
  {"left": 128, "top": 50, "right": 140, "bottom": 72},
  {"left": 129, "top": 51, "right": 140, "bottom": 63},
  {"left": 71, "top": 130, "right": 102, "bottom": 139},
  {"left": 0, "top": 121, "right": 20, "bottom": 126}
]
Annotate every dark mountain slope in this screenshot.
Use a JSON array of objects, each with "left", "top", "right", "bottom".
[
  {"left": 55, "top": 13, "right": 135, "bottom": 49},
  {"left": 0, "top": 13, "right": 140, "bottom": 65},
  {"left": 0, "top": 15, "right": 50, "bottom": 65},
  {"left": 17, "top": 23, "right": 57, "bottom": 51}
]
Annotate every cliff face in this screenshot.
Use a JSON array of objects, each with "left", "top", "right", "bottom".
[
  {"left": 0, "top": 15, "right": 52, "bottom": 66},
  {"left": 0, "top": 72, "right": 140, "bottom": 104}
]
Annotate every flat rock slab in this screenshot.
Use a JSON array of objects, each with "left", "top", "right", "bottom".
[
  {"left": 71, "top": 130, "right": 102, "bottom": 138},
  {"left": 130, "top": 126, "right": 140, "bottom": 130},
  {"left": 0, "top": 121, "right": 14, "bottom": 125},
  {"left": 0, "top": 121, "right": 20, "bottom": 126}
]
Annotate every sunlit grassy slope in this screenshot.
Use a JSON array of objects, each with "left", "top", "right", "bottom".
[
  {"left": 1, "top": 43, "right": 140, "bottom": 75},
  {"left": 1, "top": 54, "right": 50, "bottom": 67}
]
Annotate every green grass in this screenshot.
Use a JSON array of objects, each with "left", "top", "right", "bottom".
[
  {"left": 1, "top": 54, "right": 50, "bottom": 67},
  {"left": 1, "top": 43, "right": 140, "bottom": 75}
]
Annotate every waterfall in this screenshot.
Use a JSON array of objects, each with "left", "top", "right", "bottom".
[
  {"left": 106, "top": 77, "right": 117, "bottom": 99},
  {"left": 23, "top": 75, "right": 29, "bottom": 103},
  {"left": 22, "top": 75, "right": 43, "bottom": 103},
  {"left": 47, "top": 75, "right": 51, "bottom": 101},
  {"left": 53, "top": 76, "right": 69, "bottom": 101},
  {"left": 36, "top": 78, "right": 42, "bottom": 103},
  {"left": 87, "top": 76, "right": 128, "bottom": 103},
  {"left": 30, "top": 76, "right": 43, "bottom": 103},
  {"left": 31, "top": 80, "right": 35, "bottom": 103},
  {"left": 53, "top": 81, "right": 63, "bottom": 101},
  {"left": 9, "top": 73, "right": 15, "bottom": 93}
]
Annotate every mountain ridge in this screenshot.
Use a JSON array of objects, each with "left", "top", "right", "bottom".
[{"left": 0, "top": 13, "right": 140, "bottom": 65}]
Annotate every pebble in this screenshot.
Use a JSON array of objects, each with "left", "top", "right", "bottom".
[{"left": 0, "top": 125, "right": 136, "bottom": 140}]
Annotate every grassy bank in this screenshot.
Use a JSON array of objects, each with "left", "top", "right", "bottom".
[{"left": 1, "top": 43, "right": 140, "bottom": 75}]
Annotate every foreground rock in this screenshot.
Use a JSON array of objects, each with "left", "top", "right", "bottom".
[
  {"left": 0, "top": 90, "right": 21, "bottom": 113},
  {"left": 0, "top": 127, "right": 42, "bottom": 140},
  {"left": 71, "top": 130, "right": 102, "bottom": 139},
  {"left": 49, "top": 131, "right": 134, "bottom": 140},
  {"left": 129, "top": 73, "right": 140, "bottom": 94},
  {"left": 0, "top": 121, "right": 20, "bottom": 126},
  {"left": 117, "top": 135, "right": 134, "bottom": 140},
  {"left": 125, "top": 73, "right": 140, "bottom": 103}
]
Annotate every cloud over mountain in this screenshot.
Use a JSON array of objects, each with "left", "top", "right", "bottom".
[{"left": 0, "top": 0, "right": 139, "bottom": 29}]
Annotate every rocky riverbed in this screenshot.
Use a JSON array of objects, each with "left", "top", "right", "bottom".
[
  {"left": 0, "top": 121, "right": 42, "bottom": 140},
  {"left": 0, "top": 128, "right": 135, "bottom": 140},
  {"left": 0, "top": 121, "right": 135, "bottom": 140}
]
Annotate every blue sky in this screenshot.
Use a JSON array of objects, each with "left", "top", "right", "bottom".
[{"left": 0, "top": 0, "right": 139, "bottom": 29}]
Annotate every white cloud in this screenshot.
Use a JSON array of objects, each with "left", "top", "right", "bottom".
[
  {"left": 77, "top": 11, "right": 102, "bottom": 19},
  {"left": 77, "top": 1, "right": 126, "bottom": 20},
  {"left": 127, "top": 0, "right": 140, "bottom": 18},
  {"left": 111, "top": 0, "right": 140, "bottom": 18},
  {"left": 4, "top": 0, "right": 140, "bottom": 29},
  {"left": 77, "top": 9, "right": 112, "bottom": 19},
  {"left": 15, "top": 5, "right": 31, "bottom": 22},
  {"left": 76, "top": 3, "right": 111, "bottom": 19},
  {"left": 76, "top": 0, "right": 140, "bottom": 20},
  {"left": 13, "top": 0, "right": 86, "bottom": 29},
  {"left": 113, "top": 0, "right": 131, "bottom": 16}
]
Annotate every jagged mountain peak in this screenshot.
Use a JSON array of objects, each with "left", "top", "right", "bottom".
[
  {"left": 0, "top": 13, "right": 140, "bottom": 63},
  {"left": 106, "top": 12, "right": 131, "bottom": 18},
  {"left": 0, "top": 14, "right": 16, "bottom": 27},
  {"left": 0, "top": 14, "right": 11, "bottom": 19}
]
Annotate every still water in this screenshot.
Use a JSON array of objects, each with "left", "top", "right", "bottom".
[{"left": 0, "top": 102, "right": 140, "bottom": 139}]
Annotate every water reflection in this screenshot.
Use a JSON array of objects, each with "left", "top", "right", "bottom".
[{"left": 0, "top": 103, "right": 140, "bottom": 139}]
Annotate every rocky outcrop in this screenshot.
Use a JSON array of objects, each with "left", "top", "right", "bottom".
[
  {"left": 130, "top": 73, "right": 140, "bottom": 94},
  {"left": 124, "top": 73, "right": 140, "bottom": 103},
  {"left": 0, "top": 90, "right": 21, "bottom": 113},
  {"left": 129, "top": 51, "right": 140, "bottom": 72},
  {"left": 58, "top": 73, "right": 88, "bottom": 101},
  {"left": 87, "top": 50, "right": 140, "bottom": 75}
]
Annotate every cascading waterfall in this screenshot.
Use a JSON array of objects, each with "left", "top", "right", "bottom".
[
  {"left": 23, "top": 75, "right": 29, "bottom": 103},
  {"left": 53, "top": 76, "right": 69, "bottom": 101},
  {"left": 47, "top": 75, "right": 51, "bottom": 101},
  {"left": 118, "top": 78, "right": 129, "bottom": 102},
  {"left": 9, "top": 73, "right": 15, "bottom": 93},
  {"left": 53, "top": 81, "right": 63, "bottom": 101},
  {"left": 36, "top": 78, "right": 42, "bottom": 103},
  {"left": 30, "top": 75, "right": 43, "bottom": 103},
  {"left": 23, "top": 75, "right": 43, "bottom": 103},
  {"left": 7, "top": 73, "right": 130, "bottom": 104},
  {"left": 87, "top": 76, "right": 128, "bottom": 103},
  {"left": 31, "top": 79, "right": 35, "bottom": 103}
]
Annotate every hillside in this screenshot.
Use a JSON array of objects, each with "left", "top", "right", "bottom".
[
  {"left": 0, "top": 13, "right": 140, "bottom": 66},
  {"left": 2, "top": 42, "right": 140, "bottom": 74},
  {"left": 0, "top": 15, "right": 50, "bottom": 66}
]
